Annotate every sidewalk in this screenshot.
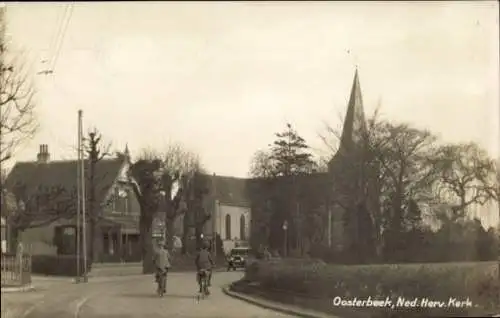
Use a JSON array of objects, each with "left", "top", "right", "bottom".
[
  {"left": 1, "top": 291, "right": 44, "bottom": 318},
  {"left": 1, "top": 275, "right": 72, "bottom": 294},
  {"left": 1, "top": 274, "right": 147, "bottom": 318},
  {"left": 0, "top": 276, "right": 68, "bottom": 318}
]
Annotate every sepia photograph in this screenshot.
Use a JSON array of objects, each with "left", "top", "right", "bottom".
[{"left": 1, "top": 1, "right": 499, "bottom": 317}]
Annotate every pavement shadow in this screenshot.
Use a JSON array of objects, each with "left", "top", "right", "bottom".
[{"left": 120, "top": 292, "right": 194, "bottom": 299}]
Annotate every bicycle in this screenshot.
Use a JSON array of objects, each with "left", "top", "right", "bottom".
[
  {"left": 156, "top": 270, "right": 167, "bottom": 297},
  {"left": 197, "top": 269, "right": 210, "bottom": 300}
]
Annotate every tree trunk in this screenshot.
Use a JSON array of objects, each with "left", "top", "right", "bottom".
[
  {"left": 9, "top": 226, "right": 20, "bottom": 254},
  {"left": 195, "top": 225, "right": 202, "bottom": 250},
  {"left": 165, "top": 216, "right": 175, "bottom": 251},
  {"left": 140, "top": 215, "right": 154, "bottom": 274},
  {"left": 88, "top": 156, "right": 98, "bottom": 264},
  {"left": 181, "top": 213, "right": 189, "bottom": 254},
  {"left": 91, "top": 222, "right": 102, "bottom": 263}
]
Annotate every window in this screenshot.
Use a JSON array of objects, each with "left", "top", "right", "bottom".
[
  {"left": 113, "top": 187, "right": 129, "bottom": 214},
  {"left": 225, "top": 214, "right": 231, "bottom": 240},
  {"left": 54, "top": 226, "right": 76, "bottom": 255},
  {"left": 239, "top": 215, "right": 246, "bottom": 240}
]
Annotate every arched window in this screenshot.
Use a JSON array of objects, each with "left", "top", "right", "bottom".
[
  {"left": 240, "top": 215, "right": 246, "bottom": 240},
  {"left": 225, "top": 214, "right": 231, "bottom": 240}
]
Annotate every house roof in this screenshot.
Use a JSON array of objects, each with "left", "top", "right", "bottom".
[{"left": 4, "top": 157, "right": 125, "bottom": 209}]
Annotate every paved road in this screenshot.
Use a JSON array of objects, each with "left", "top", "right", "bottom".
[{"left": 4, "top": 272, "right": 293, "bottom": 318}]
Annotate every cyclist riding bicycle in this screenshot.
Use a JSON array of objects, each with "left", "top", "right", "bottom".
[
  {"left": 153, "top": 243, "right": 172, "bottom": 294},
  {"left": 195, "top": 241, "right": 215, "bottom": 294}
]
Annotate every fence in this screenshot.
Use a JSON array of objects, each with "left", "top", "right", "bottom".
[{"left": 1, "top": 253, "right": 32, "bottom": 287}]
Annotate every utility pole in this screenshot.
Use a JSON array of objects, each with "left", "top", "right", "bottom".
[
  {"left": 78, "top": 110, "right": 88, "bottom": 282},
  {"left": 212, "top": 173, "right": 217, "bottom": 258},
  {"left": 76, "top": 111, "right": 81, "bottom": 283},
  {"left": 328, "top": 207, "right": 332, "bottom": 248}
]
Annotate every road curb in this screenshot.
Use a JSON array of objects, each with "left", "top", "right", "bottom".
[
  {"left": 1, "top": 284, "right": 35, "bottom": 293},
  {"left": 222, "top": 285, "right": 334, "bottom": 318}
]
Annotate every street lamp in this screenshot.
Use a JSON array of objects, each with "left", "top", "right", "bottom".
[
  {"left": 159, "top": 190, "right": 167, "bottom": 242},
  {"left": 282, "top": 220, "right": 288, "bottom": 257}
]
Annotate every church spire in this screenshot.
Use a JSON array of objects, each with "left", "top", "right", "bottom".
[
  {"left": 338, "top": 68, "right": 366, "bottom": 151},
  {"left": 123, "top": 143, "right": 130, "bottom": 161}
]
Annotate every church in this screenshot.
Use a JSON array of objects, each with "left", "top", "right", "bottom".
[
  {"left": 245, "top": 69, "right": 376, "bottom": 260},
  {"left": 197, "top": 69, "right": 378, "bottom": 261}
]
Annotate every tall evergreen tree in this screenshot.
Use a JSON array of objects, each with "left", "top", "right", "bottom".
[{"left": 269, "top": 123, "right": 315, "bottom": 177}]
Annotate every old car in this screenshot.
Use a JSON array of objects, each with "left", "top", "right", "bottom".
[{"left": 226, "top": 247, "right": 251, "bottom": 271}]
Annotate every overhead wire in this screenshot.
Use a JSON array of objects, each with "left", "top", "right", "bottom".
[
  {"left": 35, "top": 4, "right": 82, "bottom": 160},
  {"left": 37, "top": 4, "right": 68, "bottom": 75},
  {"left": 50, "top": 3, "right": 74, "bottom": 73},
  {"left": 45, "top": 5, "right": 66, "bottom": 66}
]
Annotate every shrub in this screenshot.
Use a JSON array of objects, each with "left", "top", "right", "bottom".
[
  {"left": 245, "top": 260, "right": 499, "bottom": 316},
  {"left": 31, "top": 255, "right": 92, "bottom": 276}
]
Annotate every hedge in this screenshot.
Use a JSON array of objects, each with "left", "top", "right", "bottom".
[
  {"left": 245, "top": 260, "right": 499, "bottom": 317},
  {"left": 31, "top": 255, "right": 92, "bottom": 277}
]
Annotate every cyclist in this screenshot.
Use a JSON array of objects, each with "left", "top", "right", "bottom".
[
  {"left": 153, "top": 242, "right": 172, "bottom": 294},
  {"left": 195, "top": 241, "right": 215, "bottom": 294}
]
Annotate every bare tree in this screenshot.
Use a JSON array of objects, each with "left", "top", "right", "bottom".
[
  {"left": 0, "top": 9, "right": 38, "bottom": 163},
  {"left": 130, "top": 154, "right": 162, "bottom": 273},
  {"left": 5, "top": 184, "right": 78, "bottom": 252},
  {"left": 433, "top": 142, "right": 497, "bottom": 222},
  {"left": 83, "top": 128, "right": 112, "bottom": 263},
  {"left": 159, "top": 143, "right": 203, "bottom": 251},
  {"left": 130, "top": 144, "right": 203, "bottom": 271},
  {"left": 249, "top": 150, "right": 276, "bottom": 178},
  {"left": 368, "top": 122, "right": 440, "bottom": 261}
]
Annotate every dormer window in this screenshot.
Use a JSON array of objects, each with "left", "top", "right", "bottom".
[{"left": 113, "top": 186, "right": 130, "bottom": 214}]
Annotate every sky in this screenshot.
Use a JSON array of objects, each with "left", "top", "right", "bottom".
[{"left": 2, "top": 2, "right": 498, "bottom": 174}]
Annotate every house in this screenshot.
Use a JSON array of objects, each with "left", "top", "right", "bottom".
[{"left": 3, "top": 145, "right": 142, "bottom": 262}]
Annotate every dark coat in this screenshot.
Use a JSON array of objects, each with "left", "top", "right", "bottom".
[
  {"left": 153, "top": 248, "right": 172, "bottom": 269},
  {"left": 195, "top": 249, "right": 214, "bottom": 271}
]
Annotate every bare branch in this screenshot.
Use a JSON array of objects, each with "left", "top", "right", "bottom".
[
  {"left": 434, "top": 142, "right": 498, "bottom": 217},
  {"left": 6, "top": 184, "right": 78, "bottom": 230},
  {"left": 85, "top": 128, "right": 112, "bottom": 162},
  {"left": 0, "top": 13, "right": 39, "bottom": 163},
  {"left": 249, "top": 149, "right": 277, "bottom": 178}
]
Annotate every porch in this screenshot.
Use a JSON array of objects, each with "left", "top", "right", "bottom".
[
  {"left": 54, "top": 217, "right": 141, "bottom": 263},
  {"left": 99, "top": 224, "right": 141, "bottom": 263}
]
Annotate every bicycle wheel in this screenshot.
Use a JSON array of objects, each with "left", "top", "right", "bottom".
[
  {"left": 200, "top": 274, "right": 207, "bottom": 299},
  {"left": 158, "top": 273, "right": 166, "bottom": 297}
]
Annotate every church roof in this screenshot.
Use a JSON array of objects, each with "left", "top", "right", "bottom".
[
  {"left": 339, "top": 68, "right": 367, "bottom": 151},
  {"left": 328, "top": 69, "right": 367, "bottom": 171},
  {"left": 205, "top": 174, "right": 250, "bottom": 207}
]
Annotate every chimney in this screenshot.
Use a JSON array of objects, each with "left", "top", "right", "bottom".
[{"left": 37, "top": 144, "right": 50, "bottom": 163}]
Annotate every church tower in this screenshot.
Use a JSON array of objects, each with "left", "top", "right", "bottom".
[
  {"left": 327, "top": 69, "right": 376, "bottom": 260},
  {"left": 328, "top": 68, "right": 367, "bottom": 171}
]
